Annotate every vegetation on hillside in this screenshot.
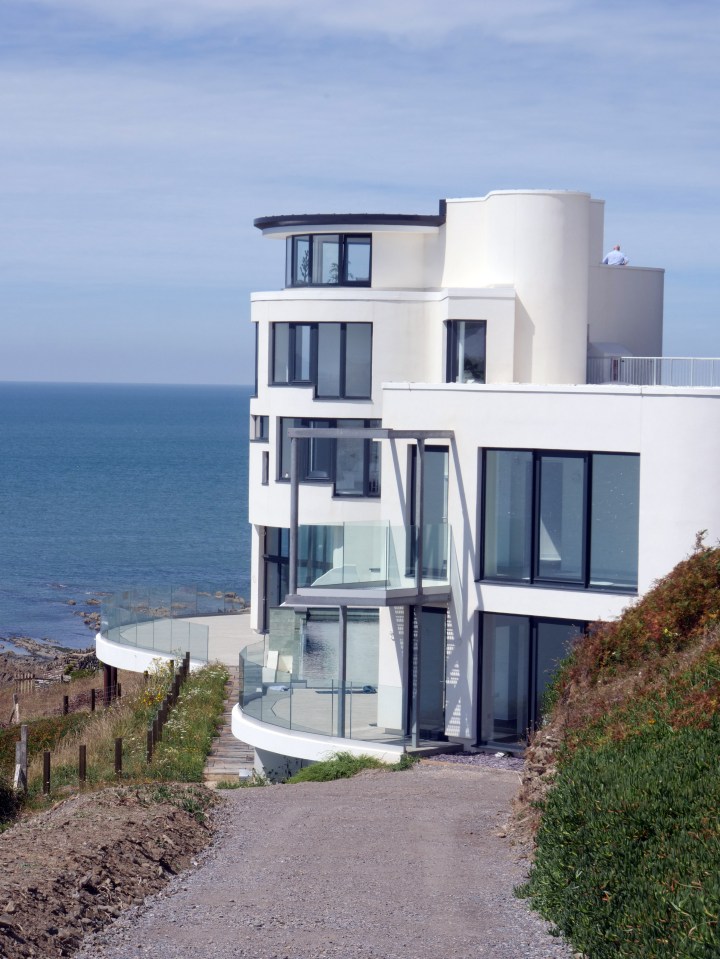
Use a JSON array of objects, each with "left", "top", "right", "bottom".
[
  {"left": 518, "top": 540, "right": 720, "bottom": 958},
  {"left": 1, "top": 661, "right": 227, "bottom": 825}
]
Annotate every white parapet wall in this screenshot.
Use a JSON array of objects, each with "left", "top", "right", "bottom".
[
  {"left": 232, "top": 703, "right": 405, "bottom": 767},
  {"left": 95, "top": 632, "right": 206, "bottom": 674}
]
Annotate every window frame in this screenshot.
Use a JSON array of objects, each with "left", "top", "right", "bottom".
[
  {"left": 270, "top": 321, "right": 372, "bottom": 400},
  {"left": 286, "top": 233, "right": 372, "bottom": 288},
  {"left": 277, "top": 417, "right": 381, "bottom": 498},
  {"left": 480, "top": 448, "right": 639, "bottom": 592},
  {"left": 446, "top": 320, "right": 487, "bottom": 384},
  {"left": 477, "top": 612, "right": 586, "bottom": 749}
]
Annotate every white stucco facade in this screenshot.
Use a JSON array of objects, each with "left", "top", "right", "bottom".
[{"left": 212, "top": 190, "right": 720, "bottom": 764}]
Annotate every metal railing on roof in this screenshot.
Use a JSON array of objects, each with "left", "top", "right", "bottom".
[{"left": 587, "top": 356, "right": 720, "bottom": 387}]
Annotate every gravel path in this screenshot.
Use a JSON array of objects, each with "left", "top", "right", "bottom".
[{"left": 77, "top": 764, "right": 572, "bottom": 959}]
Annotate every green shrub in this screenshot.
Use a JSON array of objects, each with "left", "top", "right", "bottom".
[
  {"left": 286, "top": 751, "right": 385, "bottom": 783},
  {"left": 519, "top": 722, "right": 720, "bottom": 958}
]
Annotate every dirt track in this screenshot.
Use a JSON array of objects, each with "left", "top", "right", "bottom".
[{"left": 76, "top": 764, "right": 572, "bottom": 959}]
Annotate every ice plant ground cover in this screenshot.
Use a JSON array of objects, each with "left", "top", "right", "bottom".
[{"left": 518, "top": 540, "right": 720, "bottom": 958}]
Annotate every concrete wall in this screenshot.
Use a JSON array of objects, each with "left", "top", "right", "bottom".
[
  {"left": 588, "top": 265, "right": 665, "bottom": 357},
  {"left": 382, "top": 382, "right": 720, "bottom": 741}
]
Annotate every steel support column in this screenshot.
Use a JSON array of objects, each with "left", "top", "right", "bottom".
[
  {"left": 289, "top": 435, "right": 299, "bottom": 597},
  {"left": 337, "top": 605, "right": 347, "bottom": 738}
]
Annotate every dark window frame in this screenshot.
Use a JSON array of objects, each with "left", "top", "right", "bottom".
[
  {"left": 251, "top": 414, "right": 269, "bottom": 442},
  {"left": 270, "top": 321, "right": 372, "bottom": 399},
  {"left": 479, "top": 448, "right": 639, "bottom": 592},
  {"left": 285, "top": 233, "right": 372, "bottom": 288},
  {"left": 477, "top": 612, "right": 586, "bottom": 749},
  {"left": 446, "top": 320, "right": 487, "bottom": 384},
  {"left": 277, "top": 417, "right": 381, "bottom": 498}
]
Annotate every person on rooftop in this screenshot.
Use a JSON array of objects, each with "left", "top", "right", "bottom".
[{"left": 603, "top": 244, "right": 629, "bottom": 266}]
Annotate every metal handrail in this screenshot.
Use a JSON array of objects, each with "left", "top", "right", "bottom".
[{"left": 587, "top": 356, "right": 720, "bottom": 387}]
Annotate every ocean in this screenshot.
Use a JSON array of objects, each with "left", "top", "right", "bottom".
[{"left": 0, "top": 382, "right": 251, "bottom": 652}]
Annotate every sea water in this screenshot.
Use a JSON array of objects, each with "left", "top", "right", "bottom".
[{"left": 0, "top": 382, "right": 251, "bottom": 650}]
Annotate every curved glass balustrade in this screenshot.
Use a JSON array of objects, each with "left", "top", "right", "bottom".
[
  {"left": 239, "top": 617, "right": 407, "bottom": 745},
  {"left": 101, "top": 586, "right": 221, "bottom": 661}
]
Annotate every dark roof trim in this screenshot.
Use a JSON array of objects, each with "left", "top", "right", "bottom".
[{"left": 254, "top": 200, "right": 446, "bottom": 232}]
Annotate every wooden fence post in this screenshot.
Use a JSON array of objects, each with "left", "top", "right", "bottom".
[
  {"left": 114, "top": 738, "right": 122, "bottom": 777},
  {"left": 63, "top": 695, "right": 69, "bottom": 716},
  {"left": 43, "top": 751, "right": 51, "bottom": 795},
  {"left": 13, "top": 725, "right": 28, "bottom": 793},
  {"left": 79, "top": 744, "right": 87, "bottom": 783},
  {"left": 11, "top": 692, "right": 19, "bottom": 724},
  {"left": 146, "top": 728, "right": 153, "bottom": 763},
  {"left": 91, "top": 687, "right": 96, "bottom": 712}
]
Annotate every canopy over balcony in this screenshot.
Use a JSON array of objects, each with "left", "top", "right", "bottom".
[{"left": 285, "top": 426, "right": 454, "bottom": 607}]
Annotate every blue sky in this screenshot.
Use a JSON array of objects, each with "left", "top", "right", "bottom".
[{"left": 2, "top": 0, "right": 719, "bottom": 384}]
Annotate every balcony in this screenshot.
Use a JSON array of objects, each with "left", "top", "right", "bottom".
[
  {"left": 587, "top": 356, "right": 720, "bottom": 388},
  {"left": 288, "top": 521, "right": 453, "bottom": 606}
]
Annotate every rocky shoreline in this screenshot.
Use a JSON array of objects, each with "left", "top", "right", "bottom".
[{"left": 0, "top": 635, "right": 99, "bottom": 686}]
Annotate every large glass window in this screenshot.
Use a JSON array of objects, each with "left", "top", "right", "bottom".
[
  {"left": 537, "top": 455, "right": 587, "bottom": 584},
  {"left": 483, "top": 450, "right": 533, "bottom": 582},
  {"left": 272, "top": 322, "right": 372, "bottom": 399},
  {"left": 589, "top": 455, "right": 640, "bottom": 589},
  {"left": 278, "top": 418, "right": 381, "bottom": 497},
  {"left": 447, "top": 320, "right": 486, "bottom": 384},
  {"left": 480, "top": 614, "right": 583, "bottom": 746},
  {"left": 482, "top": 450, "right": 639, "bottom": 591},
  {"left": 286, "top": 234, "right": 371, "bottom": 287}
]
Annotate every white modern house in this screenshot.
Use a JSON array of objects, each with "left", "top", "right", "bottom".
[
  {"left": 94, "top": 188, "right": 720, "bottom": 777},
  {"left": 233, "top": 188, "right": 720, "bottom": 777}
]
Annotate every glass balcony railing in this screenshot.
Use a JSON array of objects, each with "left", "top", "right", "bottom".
[
  {"left": 99, "top": 586, "right": 238, "bottom": 662},
  {"left": 239, "top": 637, "right": 406, "bottom": 745},
  {"left": 297, "top": 522, "right": 451, "bottom": 591}
]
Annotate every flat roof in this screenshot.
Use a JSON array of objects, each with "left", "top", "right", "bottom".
[{"left": 254, "top": 201, "right": 447, "bottom": 232}]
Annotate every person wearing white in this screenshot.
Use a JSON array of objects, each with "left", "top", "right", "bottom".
[{"left": 603, "top": 245, "right": 629, "bottom": 265}]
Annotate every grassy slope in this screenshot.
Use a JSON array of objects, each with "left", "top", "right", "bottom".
[{"left": 518, "top": 542, "right": 720, "bottom": 958}]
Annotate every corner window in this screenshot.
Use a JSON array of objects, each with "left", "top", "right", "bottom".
[
  {"left": 482, "top": 450, "right": 639, "bottom": 591},
  {"left": 479, "top": 614, "right": 584, "bottom": 746},
  {"left": 278, "top": 418, "right": 381, "bottom": 497},
  {"left": 285, "top": 234, "right": 371, "bottom": 287},
  {"left": 447, "top": 321, "right": 486, "bottom": 384},
  {"left": 271, "top": 322, "right": 372, "bottom": 399}
]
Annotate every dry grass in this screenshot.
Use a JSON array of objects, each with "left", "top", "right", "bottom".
[{"left": 0, "top": 670, "right": 106, "bottom": 724}]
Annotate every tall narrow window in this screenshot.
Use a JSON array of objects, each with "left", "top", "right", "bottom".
[
  {"left": 483, "top": 450, "right": 533, "bottom": 582},
  {"left": 536, "top": 454, "right": 587, "bottom": 584},
  {"left": 447, "top": 321, "right": 486, "bottom": 384},
  {"left": 589, "top": 454, "right": 640, "bottom": 589},
  {"left": 344, "top": 323, "right": 372, "bottom": 398}
]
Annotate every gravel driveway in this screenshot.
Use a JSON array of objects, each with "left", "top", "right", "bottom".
[{"left": 77, "top": 763, "right": 573, "bottom": 959}]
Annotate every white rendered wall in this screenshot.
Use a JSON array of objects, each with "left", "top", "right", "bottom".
[
  {"left": 381, "top": 382, "right": 720, "bottom": 741},
  {"left": 441, "top": 191, "right": 593, "bottom": 384},
  {"left": 588, "top": 265, "right": 664, "bottom": 357}
]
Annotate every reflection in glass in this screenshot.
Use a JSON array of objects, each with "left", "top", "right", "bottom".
[
  {"left": 292, "top": 236, "right": 311, "bottom": 285},
  {"left": 535, "top": 620, "right": 579, "bottom": 716},
  {"left": 345, "top": 236, "right": 371, "bottom": 282},
  {"left": 272, "top": 323, "right": 290, "bottom": 384},
  {"left": 345, "top": 324, "right": 372, "bottom": 397},
  {"left": 312, "top": 235, "right": 341, "bottom": 284},
  {"left": 590, "top": 454, "right": 639, "bottom": 589},
  {"left": 448, "top": 321, "right": 486, "bottom": 383},
  {"left": 483, "top": 450, "right": 533, "bottom": 581},
  {"left": 294, "top": 324, "right": 313, "bottom": 382},
  {"left": 317, "top": 324, "right": 342, "bottom": 397},
  {"left": 481, "top": 614, "right": 529, "bottom": 744},
  {"left": 537, "top": 455, "right": 586, "bottom": 583},
  {"left": 335, "top": 436, "right": 365, "bottom": 495}
]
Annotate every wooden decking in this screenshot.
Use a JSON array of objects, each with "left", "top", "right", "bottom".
[{"left": 203, "top": 667, "right": 255, "bottom": 783}]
